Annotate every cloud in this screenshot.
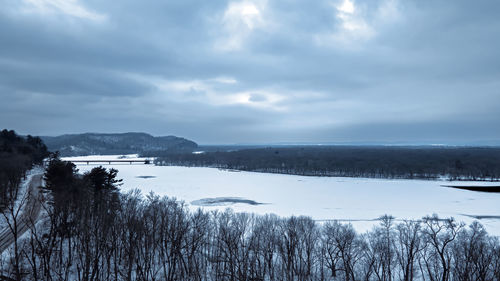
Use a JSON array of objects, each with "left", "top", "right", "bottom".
[
  {"left": 125, "top": 73, "right": 287, "bottom": 111},
  {"left": 215, "top": 0, "right": 269, "bottom": 51},
  {"left": 335, "top": 0, "right": 374, "bottom": 37},
  {"left": 313, "top": 0, "right": 403, "bottom": 49},
  {"left": 248, "top": 93, "right": 267, "bottom": 102},
  {"left": 0, "top": 0, "right": 500, "bottom": 144},
  {"left": 21, "top": 0, "right": 107, "bottom": 22}
]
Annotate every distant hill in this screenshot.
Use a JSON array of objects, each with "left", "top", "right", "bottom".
[{"left": 41, "top": 133, "right": 198, "bottom": 156}]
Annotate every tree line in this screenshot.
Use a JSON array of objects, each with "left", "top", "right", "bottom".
[
  {"left": 1, "top": 157, "right": 499, "bottom": 280},
  {"left": 0, "top": 129, "right": 48, "bottom": 210},
  {"left": 154, "top": 146, "right": 500, "bottom": 181}
]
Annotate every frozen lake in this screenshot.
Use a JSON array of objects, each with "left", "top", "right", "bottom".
[{"left": 63, "top": 155, "right": 500, "bottom": 235}]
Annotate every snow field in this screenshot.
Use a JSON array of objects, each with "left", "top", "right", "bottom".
[{"left": 63, "top": 155, "right": 500, "bottom": 235}]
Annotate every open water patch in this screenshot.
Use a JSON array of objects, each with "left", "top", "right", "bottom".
[
  {"left": 136, "top": 175, "right": 157, "bottom": 179},
  {"left": 442, "top": 185, "right": 500, "bottom": 193},
  {"left": 191, "top": 197, "right": 266, "bottom": 206},
  {"left": 461, "top": 214, "right": 500, "bottom": 220}
]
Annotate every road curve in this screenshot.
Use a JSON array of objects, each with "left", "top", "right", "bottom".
[{"left": 0, "top": 174, "right": 43, "bottom": 254}]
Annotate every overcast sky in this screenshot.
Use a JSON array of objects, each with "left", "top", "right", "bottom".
[{"left": 1, "top": 0, "right": 499, "bottom": 144}]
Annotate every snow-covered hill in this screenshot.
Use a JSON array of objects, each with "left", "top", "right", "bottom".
[{"left": 42, "top": 132, "right": 197, "bottom": 156}]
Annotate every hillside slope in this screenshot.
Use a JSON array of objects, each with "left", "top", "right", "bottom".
[{"left": 41, "top": 132, "right": 197, "bottom": 156}]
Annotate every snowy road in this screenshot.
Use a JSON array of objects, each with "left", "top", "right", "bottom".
[{"left": 0, "top": 174, "right": 43, "bottom": 254}]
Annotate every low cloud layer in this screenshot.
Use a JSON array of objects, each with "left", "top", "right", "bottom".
[{"left": 1, "top": 0, "right": 499, "bottom": 144}]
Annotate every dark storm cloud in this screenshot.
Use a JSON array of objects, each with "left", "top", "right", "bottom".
[{"left": 0, "top": 0, "right": 499, "bottom": 144}]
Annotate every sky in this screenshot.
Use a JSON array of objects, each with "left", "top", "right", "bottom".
[{"left": 0, "top": 0, "right": 499, "bottom": 144}]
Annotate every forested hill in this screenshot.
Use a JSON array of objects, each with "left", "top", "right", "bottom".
[{"left": 41, "top": 132, "right": 198, "bottom": 156}]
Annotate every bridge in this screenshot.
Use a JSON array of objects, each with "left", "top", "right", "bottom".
[{"left": 56, "top": 159, "right": 153, "bottom": 165}]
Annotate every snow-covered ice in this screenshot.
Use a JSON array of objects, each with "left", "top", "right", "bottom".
[{"left": 63, "top": 155, "right": 500, "bottom": 235}]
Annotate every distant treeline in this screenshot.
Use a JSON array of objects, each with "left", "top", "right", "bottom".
[
  {"left": 2, "top": 158, "right": 499, "bottom": 280},
  {"left": 0, "top": 129, "right": 48, "bottom": 209},
  {"left": 154, "top": 146, "right": 500, "bottom": 181}
]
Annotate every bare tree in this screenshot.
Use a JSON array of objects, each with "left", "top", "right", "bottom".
[
  {"left": 421, "top": 215, "right": 463, "bottom": 281},
  {"left": 451, "top": 221, "right": 496, "bottom": 281},
  {"left": 321, "top": 221, "right": 362, "bottom": 281},
  {"left": 394, "top": 220, "right": 424, "bottom": 281}
]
